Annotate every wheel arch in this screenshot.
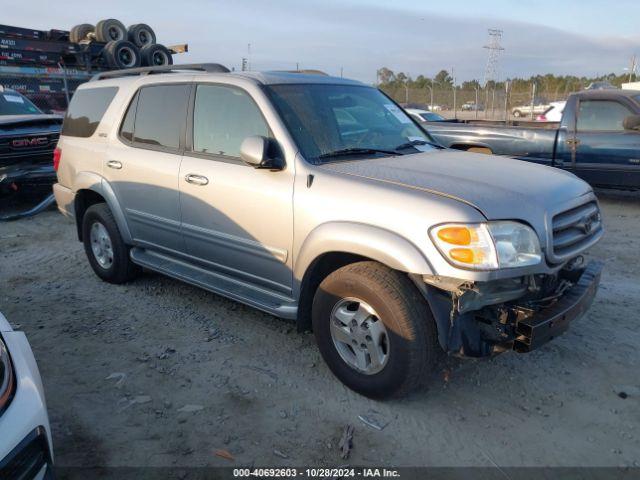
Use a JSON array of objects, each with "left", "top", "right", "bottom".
[
  {"left": 449, "top": 142, "right": 493, "bottom": 154},
  {"left": 73, "top": 175, "right": 132, "bottom": 243},
  {"left": 294, "top": 222, "right": 434, "bottom": 331}
]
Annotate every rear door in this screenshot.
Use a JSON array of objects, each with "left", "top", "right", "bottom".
[
  {"left": 104, "top": 83, "right": 191, "bottom": 253},
  {"left": 571, "top": 97, "right": 640, "bottom": 188}
]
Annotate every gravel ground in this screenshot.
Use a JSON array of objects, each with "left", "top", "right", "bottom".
[{"left": 0, "top": 190, "right": 639, "bottom": 472}]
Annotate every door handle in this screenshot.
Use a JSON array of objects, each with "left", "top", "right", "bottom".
[
  {"left": 106, "top": 160, "right": 122, "bottom": 169},
  {"left": 565, "top": 138, "right": 580, "bottom": 147},
  {"left": 185, "top": 173, "right": 209, "bottom": 186}
]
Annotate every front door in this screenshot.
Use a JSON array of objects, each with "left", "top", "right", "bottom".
[
  {"left": 105, "top": 83, "right": 191, "bottom": 253},
  {"left": 570, "top": 98, "right": 640, "bottom": 188},
  {"left": 179, "top": 83, "right": 294, "bottom": 295}
]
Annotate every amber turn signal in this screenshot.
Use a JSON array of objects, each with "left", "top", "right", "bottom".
[
  {"left": 437, "top": 227, "right": 471, "bottom": 245},
  {"left": 449, "top": 248, "right": 476, "bottom": 264}
]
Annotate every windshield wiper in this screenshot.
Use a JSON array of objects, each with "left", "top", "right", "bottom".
[
  {"left": 317, "top": 147, "right": 399, "bottom": 159},
  {"left": 394, "top": 139, "right": 441, "bottom": 151}
]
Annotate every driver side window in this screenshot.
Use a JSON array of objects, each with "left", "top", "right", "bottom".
[
  {"left": 577, "top": 100, "right": 632, "bottom": 132},
  {"left": 193, "top": 84, "right": 269, "bottom": 158}
]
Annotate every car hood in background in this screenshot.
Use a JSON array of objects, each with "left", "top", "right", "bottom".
[
  {"left": 319, "top": 149, "right": 592, "bottom": 223},
  {"left": 0, "top": 114, "right": 63, "bottom": 128}
]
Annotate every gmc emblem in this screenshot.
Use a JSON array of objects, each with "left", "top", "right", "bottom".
[{"left": 11, "top": 137, "right": 48, "bottom": 148}]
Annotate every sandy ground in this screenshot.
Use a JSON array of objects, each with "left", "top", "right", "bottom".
[{"left": 0, "top": 190, "right": 639, "bottom": 473}]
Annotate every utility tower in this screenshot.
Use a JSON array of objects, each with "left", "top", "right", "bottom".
[{"left": 483, "top": 28, "right": 504, "bottom": 86}]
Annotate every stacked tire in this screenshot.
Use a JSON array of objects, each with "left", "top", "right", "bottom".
[{"left": 68, "top": 19, "right": 173, "bottom": 69}]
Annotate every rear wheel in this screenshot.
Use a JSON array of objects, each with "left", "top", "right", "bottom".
[
  {"left": 312, "top": 261, "right": 440, "bottom": 399},
  {"left": 512, "top": 109, "right": 522, "bottom": 118},
  {"left": 82, "top": 203, "right": 139, "bottom": 284}
]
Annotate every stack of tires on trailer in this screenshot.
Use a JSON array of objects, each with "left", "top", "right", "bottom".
[
  {"left": 0, "top": 20, "right": 180, "bottom": 112},
  {"left": 68, "top": 19, "right": 173, "bottom": 68}
]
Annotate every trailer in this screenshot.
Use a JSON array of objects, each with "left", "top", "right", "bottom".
[{"left": 0, "top": 20, "right": 187, "bottom": 112}]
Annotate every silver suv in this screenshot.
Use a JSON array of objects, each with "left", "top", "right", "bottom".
[{"left": 53, "top": 64, "right": 603, "bottom": 398}]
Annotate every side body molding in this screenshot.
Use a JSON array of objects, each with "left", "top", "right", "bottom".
[{"left": 293, "top": 222, "right": 434, "bottom": 293}]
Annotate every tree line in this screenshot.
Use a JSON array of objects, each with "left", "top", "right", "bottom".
[{"left": 376, "top": 67, "right": 634, "bottom": 94}]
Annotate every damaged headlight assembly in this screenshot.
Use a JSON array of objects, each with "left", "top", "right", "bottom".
[{"left": 430, "top": 221, "right": 542, "bottom": 270}]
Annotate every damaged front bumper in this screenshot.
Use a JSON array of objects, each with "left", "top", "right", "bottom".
[
  {"left": 418, "top": 260, "right": 603, "bottom": 357},
  {"left": 0, "top": 162, "right": 56, "bottom": 194}
]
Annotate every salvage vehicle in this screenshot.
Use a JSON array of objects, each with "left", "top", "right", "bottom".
[
  {"left": 0, "top": 312, "right": 54, "bottom": 478},
  {"left": 536, "top": 101, "right": 566, "bottom": 122},
  {"left": 405, "top": 108, "right": 446, "bottom": 122},
  {"left": 511, "top": 103, "right": 550, "bottom": 118},
  {"left": 54, "top": 64, "right": 603, "bottom": 398},
  {"left": 0, "top": 87, "right": 61, "bottom": 200},
  {"left": 427, "top": 89, "right": 640, "bottom": 190}
]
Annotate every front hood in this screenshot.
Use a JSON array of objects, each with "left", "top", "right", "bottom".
[
  {"left": 319, "top": 149, "right": 592, "bottom": 222},
  {"left": 0, "top": 114, "right": 63, "bottom": 128}
]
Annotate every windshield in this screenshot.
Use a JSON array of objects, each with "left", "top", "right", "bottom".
[
  {"left": 265, "top": 84, "right": 437, "bottom": 162},
  {"left": 0, "top": 91, "right": 42, "bottom": 115}
]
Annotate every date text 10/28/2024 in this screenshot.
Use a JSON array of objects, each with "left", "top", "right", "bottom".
[{"left": 233, "top": 468, "right": 401, "bottom": 478}]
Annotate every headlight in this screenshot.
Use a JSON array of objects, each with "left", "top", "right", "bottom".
[
  {"left": 0, "top": 336, "right": 15, "bottom": 414},
  {"left": 430, "top": 221, "right": 542, "bottom": 270}
]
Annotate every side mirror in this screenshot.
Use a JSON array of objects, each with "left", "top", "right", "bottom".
[
  {"left": 623, "top": 115, "right": 640, "bottom": 131},
  {"left": 239, "top": 135, "right": 284, "bottom": 170}
]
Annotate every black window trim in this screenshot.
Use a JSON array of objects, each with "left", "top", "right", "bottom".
[
  {"left": 117, "top": 82, "right": 194, "bottom": 155},
  {"left": 185, "top": 82, "right": 275, "bottom": 167},
  {"left": 576, "top": 98, "right": 636, "bottom": 134}
]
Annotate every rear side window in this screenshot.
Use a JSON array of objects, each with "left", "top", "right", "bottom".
[
  {"left": 133, "top": 84, "right": 190, "bottom": 150},
  {"left": 62, "top": 87, "right": 118, "bottom": 137}
]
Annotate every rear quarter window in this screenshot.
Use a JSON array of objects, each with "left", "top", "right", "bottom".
[{"left": 62, "top": 87, "right": 118, "bottom": 137}]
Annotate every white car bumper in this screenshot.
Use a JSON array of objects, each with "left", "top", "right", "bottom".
[{"left": 0, "top": 313, "right": 53, "bottom": 479}]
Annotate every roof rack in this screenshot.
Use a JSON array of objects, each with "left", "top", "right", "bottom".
[{"left": 90, "top": 63, "right": 230, "bottom": 82}]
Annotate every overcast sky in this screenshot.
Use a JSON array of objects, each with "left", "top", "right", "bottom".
[{"left": 5, "top": 0, "right": 639, "bottom": 83}]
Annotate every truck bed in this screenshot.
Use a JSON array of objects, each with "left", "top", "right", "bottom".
[{"left": 426, "top": 121, "right": 560, "bottom": 165}]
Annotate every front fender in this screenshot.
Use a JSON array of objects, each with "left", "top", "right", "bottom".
[{"left": 294, "top": 222, "right": 434, "bottom": 283}]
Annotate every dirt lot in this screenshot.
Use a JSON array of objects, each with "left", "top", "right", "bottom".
[{"left": 1, "top": 190, "right": 639, "bottom": 472}]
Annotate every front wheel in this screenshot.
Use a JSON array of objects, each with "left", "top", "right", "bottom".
[
  {"left": 82, "top": 203, "right": 140, "bottom": 284},
  {"left": 312, "top": 261, "right": 441, "bottom": 399}
]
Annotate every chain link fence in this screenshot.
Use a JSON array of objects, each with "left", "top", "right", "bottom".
[{"left": 380, "top": 83, "right": 576, "bottom": 121}]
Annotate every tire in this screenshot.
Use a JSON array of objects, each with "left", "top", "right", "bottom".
[
  {"left": 95, "top": 19, "right": 127, "bottom": 43},
  {"left": 312, "top": 261, "right": 440, "bottom": 399},
  {"left": 82, "top": 203, "right": 140, "bottom": 284},
  {"left": 69, "top": 23, "right": 94, "bottom": 43},
  {"left": 104, "top": 40, "right": 141, "bottom": 69},
  {"left": 140, "top": 43, "right": 173, "bottom": 67},
  {"left": 127, "top": 23, "right": 156, "bottom": 48},
  {"left": 512, "top": 109, "right": 522, "bottom": 118}
]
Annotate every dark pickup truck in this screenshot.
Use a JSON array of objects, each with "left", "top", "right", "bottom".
[
  {"left": 426, "top": 89, "right": 640, "bottom": 190},
  {"left": 0, "top": 87, "right": 61, "bottom": 199}
]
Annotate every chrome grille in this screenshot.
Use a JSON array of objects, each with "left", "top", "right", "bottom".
[{"left": 551, "top": 201, "right": 602, "bottom": 261}]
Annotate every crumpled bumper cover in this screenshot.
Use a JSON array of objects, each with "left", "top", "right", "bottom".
[{"left": 513, "top": 260, "right": 603, "bottom": 352}]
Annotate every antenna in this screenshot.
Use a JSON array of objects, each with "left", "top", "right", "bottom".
[{"left": 483, "top": 28, "right": 504, "bottom": 87}]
